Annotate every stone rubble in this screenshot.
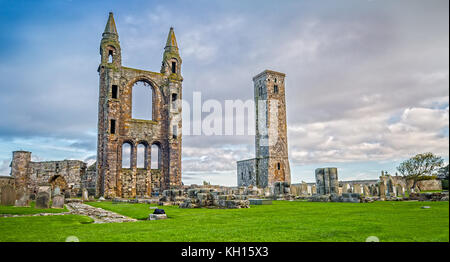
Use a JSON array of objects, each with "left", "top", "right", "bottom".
[{"left": 65, "top": 202, "right": 137, "bottom": 223}]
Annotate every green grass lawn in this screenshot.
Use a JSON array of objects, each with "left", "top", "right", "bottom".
[
  {"left": 0, "top": 201, "right": 448, "bottom": 242},
  {"left": 0, "top": 201, "right": 68, "bottom": 215}
]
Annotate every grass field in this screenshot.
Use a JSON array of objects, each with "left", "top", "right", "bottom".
[
  {"left": 0, "top": 201, "right": 448, "bottom": 242},
  {"left": 0, "top": 201, "right": 68, "bottom": 215}
]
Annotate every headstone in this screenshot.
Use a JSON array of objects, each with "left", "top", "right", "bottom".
[
  {"left": 81, "top": 188, "right": 89, "bottom": 201},
  {"left": 14, "top": 188, "right": 30, "bottom": 207},
  {"left": 64, "top": 191, "right": 71, "bottom": 199},
  {"left": 148, "top": 214, "right": 167, "bottom": 220},
  {"left": 51, "top": 194, "right": 65, "bottom": 209},
  {"left": 311, "top": 184, "right": 317, "bottom": 195},
  {"left": 301, "top": 182, "right": 308, "bottom": 195},
  {"left": 53, "top": 186, "right": 61, "bottom": 196},
  {"left": 353, "top": 184, "right": 362, "bottom": 194},
  {"left": 363, "top": 185, "right": 370, "bottom": 196},
  {"left": 1, "top": 185, "right": 16, "bottom": 206},
  {"left": 35, "top": 192, "right": 50, "bottom": 209},
  {"left": 379, "top": 183, "right": 386, "bottom": 198},
  {"left": 38, "top": 186, "right": 52, "bottom": 197}
]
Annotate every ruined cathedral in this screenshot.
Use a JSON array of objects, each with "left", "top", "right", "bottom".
[
  {"left": 4, "top": 13, "right": 182, "bottom": 199},
  {"left": 96, "top": 13, "right": 183, "bottom": 198}
]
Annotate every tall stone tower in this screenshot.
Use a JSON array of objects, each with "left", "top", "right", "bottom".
[
  {"left": 96, "top": 12, "right": 183, "bottom": 198},
  {"left": 237, "top": 70, "right": 291, "bottom": 188}
]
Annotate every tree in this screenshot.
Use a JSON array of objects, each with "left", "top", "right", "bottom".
[
  {"left": 396, "top": 152, "right": 444, "bottom": 190},
  {"left": 437, "top": 164, "right": 449, "bottom": 180}
]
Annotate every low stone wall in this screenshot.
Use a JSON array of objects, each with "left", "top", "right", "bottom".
[{"left": 416, "top": 180, "right": 442, "bottom": 191}]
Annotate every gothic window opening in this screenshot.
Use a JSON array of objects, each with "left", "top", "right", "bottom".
[
  {"left": 172, "top": 125, "right": 178, "bottom": 139},
  {"left": 110, "top": 119, "right": 116, "bottom": 134},
  {"left": 277, "top": 162, "right": 281, "bottom": 170},
  {"left": 171, "top": 61, "right": 176, "bottom": 73},
  {"left": 137, "top": 143, "right": 147, "bottom": 168},
  {"left": 151, "top": 144, "right": 160, "bottom": 169},
  {"left": 111, "top": 85, "right": 118, "bottom": 99},
  {"left": 108, "top": 50, "right": 113, "bottom": 63},
  {"left": 132, "top": 81, "right": 153, "bottom": 120},
  {"left": 172, "top": 93, "right": 178, "bottom": 109},
  {"left": 274, "top": 85, "right": 278, "bottom": 94},
  {"left": 122, "top": 142, "right": 132, "bottom": 168}
]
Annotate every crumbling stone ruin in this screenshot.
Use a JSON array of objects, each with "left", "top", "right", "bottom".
[
  {"left": 96, "top": 13, "right": 183, "bottom": 198},
  {"left": 9, "top": 151, "right": 95, "bottom": 199},
  {"left": 237, "top": 70, "right": 291, "bottom": 189},
  {"left": 315, "top": 167, "right": 339, "bottom": 195},
  {"left": 179, "top": 188, "right": 250, "bottom": 209}
]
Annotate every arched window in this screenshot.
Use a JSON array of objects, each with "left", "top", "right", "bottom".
[
  {"left": 132, "top": 81, "right": 153, "bottom": 120},
  {"left": 171, "top": 61, "right": 177, "bottom": 73},
  {"left": 108, "top": 50, "right": 113, "bottom": 63},
  {"left": 122, "top": 142, "right": 132, "bottom": 168},
  {"left": 137, "top": 143, "right": 147, "bottom": 168},
  {"left": 151, "top": 144, "right": 160, "bottom": 169}
]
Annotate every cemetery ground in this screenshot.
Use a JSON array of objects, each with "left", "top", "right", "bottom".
[{"left": 0, "top": 200, "right": 448, "bottom": 242}]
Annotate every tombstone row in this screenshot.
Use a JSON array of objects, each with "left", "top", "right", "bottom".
[{"left": 0, "top": 185, "right": 86, "bottom": 209}]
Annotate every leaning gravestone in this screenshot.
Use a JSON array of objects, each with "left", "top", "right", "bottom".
[
  {"left": 14, "top": 188, "right": 30, "bottom": 207},
  {"left": 51, "top": 195, "right": 65, "bottom": 209},
  {"left": 1, "top": 185, "right": 15, "bottom": 206},
  {"left": 35, "top": 192, "right": 50, "bottom": 209}
]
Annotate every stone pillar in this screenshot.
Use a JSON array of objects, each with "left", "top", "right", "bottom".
[{"left": 12, "top": 151, "right": 31, "bottom": 192}]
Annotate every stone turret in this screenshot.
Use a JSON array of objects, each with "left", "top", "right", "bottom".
[
  {"left": 161, "top": 27, "right": 182, "bottom": 79},
  {"left": 99, "top": 12, "right": 121, "bottom": 67}
]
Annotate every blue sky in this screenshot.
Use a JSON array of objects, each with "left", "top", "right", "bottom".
[{"left": 0, "top": 0, "right": 448, "bottom": 185}]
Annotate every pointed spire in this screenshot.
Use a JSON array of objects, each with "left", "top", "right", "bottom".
[
  {"left": 164, "top": 27, "right": 179, "bottom": 53},
  {"left": 102, "top": 12, "right": 118, "bottom": 40}
]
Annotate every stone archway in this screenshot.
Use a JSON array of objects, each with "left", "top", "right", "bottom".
[{"left": 49, "top": 175, "right": 68, "bottom": 195}]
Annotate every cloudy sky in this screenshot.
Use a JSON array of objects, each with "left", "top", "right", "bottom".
[{"left": 0, "top": 0, "right": 448, "bottom": 185}]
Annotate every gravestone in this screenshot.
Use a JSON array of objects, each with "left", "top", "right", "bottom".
[
  {"left": 51, "top": 195, "right": 65, "bottom": 209},
  {"left": 35, "top": 192, "right": 50, "bottom": 209},
  {"left": 81, "top": 188, "right": 89, "bottom": 201},
  {"left": 53, "top": 186, "right": 61, "bottom": 196},
  {"left": 38, "top": 186, "right": 52, "bottom": 196},
  {"left": 353, "top": 184, "right": 362, "bottom": 194},
  {"left": 311, "top": 184, "right": 317, "bottom": 195},
  {"left": 1, "top": 185, "right": 15, "bottom": 206},
  {"left": 14, "top": 188, "right": 30, "bottom": 207},
  {"left": 363, "top": 185, "right": 370, "bottom": 196},
  {"left": 64, "top": 191, "right": 71, "bottom": 199},
  {"left": 379, "top": 183, "right": 386, "bottom": 198}
]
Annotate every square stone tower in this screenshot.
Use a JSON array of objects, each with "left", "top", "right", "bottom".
[
  {"left": 96, "top": 13, "right": 182, "bottom": 198},
  {"left": 237, "top": 70, "right": 291, "bottom": 188}
]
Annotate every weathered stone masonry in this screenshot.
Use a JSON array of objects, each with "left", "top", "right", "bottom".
[
  {"left": 9, "top": 151, "right": 94, "bottom": 197},
  {"left": 237, "top": 70, "right": 291, "bottom": 188},
  {"left": 96, "top": 13, "right": 183, "bottom": 198}
]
